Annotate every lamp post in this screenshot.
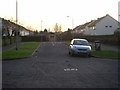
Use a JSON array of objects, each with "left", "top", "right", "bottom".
[
  {"left": 41, "top": 20, "right": 43, "bottom": 31},
  {"left": 15, "top": 0, "right": 18, "bottom": 50},
  {"left": 67, "top": 16, "right": 74, "bottom": 30},
  {"left": 67, "top": 16, "right": 75, "bottom": 38},
  {"left": 40, "top": 20, "right": 43, "bottom": 42}
]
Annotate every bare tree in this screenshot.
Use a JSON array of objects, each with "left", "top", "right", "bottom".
[
  {"left": 54, "top": 23, "right": 62, "bottom": 33},
  {"left": 54, "top": 23, "right": 59, "bottom": 32},
  {"left": 58, "top": 25, "right": 62, "bottom": 33}
]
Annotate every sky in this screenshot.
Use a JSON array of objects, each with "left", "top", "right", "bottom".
[{"left": 0, "top": 0, "right": 119, "bottom": 32}]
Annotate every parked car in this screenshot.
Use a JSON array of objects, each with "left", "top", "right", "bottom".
[{"left": 69, "top": 39, "right": 92, "bottom": 57}]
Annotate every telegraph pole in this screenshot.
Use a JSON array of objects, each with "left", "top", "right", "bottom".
[
  {"left": 67, "top": 16, "right": 74, "bottom": 30},
  {"left": 41, "top": 20, "right": 43, "bottom": 31},
  {"left": 15, "top": 0, "right": 18, "bottom": 50}
]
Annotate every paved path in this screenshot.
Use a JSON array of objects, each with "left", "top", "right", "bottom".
[
  {"left": 2, "top": 42, "right": 25, "bottom": 51},
  {"left": 91, "top": 43, "right": 118, "bottom": 52},
  {"left": 2, "top": 44, "right": 16, "bottom": 51},
  {"left": 101, "top": 44, "right": 118, "bottom": 52},
  {"left": 2, "top": 42, "right": 119, "bottom": 88}
]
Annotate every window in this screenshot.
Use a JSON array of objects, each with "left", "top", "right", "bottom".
[
  {"left": 109, "top": 26, "right": 112, "bottom": 28},
  {"left": 73, "top": 40, "right": 89, "bottom": 46},
  {"left": 105, "top": 26, "right": 108, "bottom": 28},
  {"left": 93, "top": 26, "right": 96, "bottom": 30}
]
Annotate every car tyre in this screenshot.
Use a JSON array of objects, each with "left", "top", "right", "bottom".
[
  {"left": 86, "top": 53, "right": 91, "bottom": 58},
  {"left": 69, "top": 51, "right": 74, "bottom": 56}
]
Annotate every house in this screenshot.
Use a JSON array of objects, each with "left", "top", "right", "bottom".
[
  {"left": 0, "top": 18, "right": 2, "bottom": 35},
  {"left": 73, "top": 14, "right": 119, "bottom": 35},
  {"left": 118, "top": 1, "right": 120, "bottom": 22},
  {"left": 1, "top": 17, "right": 34, "bottom": 36},
  {"left": 20, "top": 27, "right": 34, "bottom": 36}
]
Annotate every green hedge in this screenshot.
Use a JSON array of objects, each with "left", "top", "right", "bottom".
[
  {"left": 21, "top": 36, "right": 49, "bottom": 42},
  {"left": 65, "top": 34, "right": 119, "bottom": 46}
]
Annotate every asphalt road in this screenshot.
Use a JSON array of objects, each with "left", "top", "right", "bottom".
[{"left": 2, "top": 42, "right": 119, "bottom": 88}]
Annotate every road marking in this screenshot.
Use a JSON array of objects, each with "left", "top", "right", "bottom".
[
  {"left": 32, "top": 43, "right": 41, "bottom": 56},
  {"left": 52, "top": 42, "right": 55, "bottom": 46},
  {"left": 64, "top": 68, "right": 78, "bottom": 71}
]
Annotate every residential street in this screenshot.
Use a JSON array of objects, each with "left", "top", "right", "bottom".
[{"left": 2, "top": 42, "right": 119, "bottom": 88}]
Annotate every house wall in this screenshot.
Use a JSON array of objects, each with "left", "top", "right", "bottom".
[
  {"left": 84, "top": 27, "right": 96, "bottom": 35},
  {"left": 0, "top": 18, "right": 2, "bottom": 36},
  {"left": 21, "top": 30, "right": 30, "bottom": 36},
  {"left": 95, "top": 16, "right": 119, "bottom": 35},
  {"left": 118, "top": 1, "right": 120, "bottom": 22}
]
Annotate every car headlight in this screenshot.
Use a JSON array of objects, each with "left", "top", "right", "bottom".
[
  {"left": 73, "top": 46, "right": 77, "bottom": 49},
  {"left": 71, "top": 46, "right": 77, "bottom": 50},
  {"left": 87, "top": 47, "right": 91, "bottom": 51}
]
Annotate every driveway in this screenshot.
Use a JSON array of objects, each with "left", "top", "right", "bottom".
[{"left": 2, "top": 42, "right": 119, "bottom": 88}]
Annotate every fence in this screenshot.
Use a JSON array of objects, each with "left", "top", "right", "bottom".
[{"left": 21, "top": 36, "right": 49, "bottom": 42}]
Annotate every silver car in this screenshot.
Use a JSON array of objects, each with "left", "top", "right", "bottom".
[{"left": 69, "top": 39, "right": 92, "bottom": 57}]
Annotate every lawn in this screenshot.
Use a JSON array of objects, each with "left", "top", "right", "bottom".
[
  {"left": 2, "top": 42, "right": 40, "bottom": 60},
  {"left": 91, "top": 45, "right": 119, "bottom": 59},
  {"left": 92, "top": 50, "right": 120, "bottom": 59},
  {"left": 65, "top": 41, "right": 70, "bottom": 46},
  {"left": 0, "top": 52, "right": 2, "bottom": 59}
]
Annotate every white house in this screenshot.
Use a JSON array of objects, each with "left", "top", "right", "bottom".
[
  {"left": 118, "top": 1, "right": 120, "bottom": 22},
  {"left": 0, "top": 18, "right": 2, "bottom": 35},
  {"left": 73, "top": 14, "right": 119, "bottom": 35},
  {"left": 20, "top": 27, "right": 32, "bottom": 36}
]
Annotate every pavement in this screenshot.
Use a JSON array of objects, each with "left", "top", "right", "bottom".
[
  {"left": 2, "top": 42, "right": 119, "bottom": 88},
  {"left": 90, "top": 43, "right": 118, "bottom": 52},
  {"left": 2, "top": 42, "right": 24, "bottom": 51},
  {"left": 100, "top": 44, "right": 118, "bottom": 52}
]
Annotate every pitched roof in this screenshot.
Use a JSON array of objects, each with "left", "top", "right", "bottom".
[
  {"left": 88, "top": 15, "right": 106, "bottom": 27},
  {"left": 74, "top": 20, "right": 93, "bottom": 31}
]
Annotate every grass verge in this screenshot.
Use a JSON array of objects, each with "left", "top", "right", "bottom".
[
  {"left": 65, "top": 41, "right": 70, "bottom": 46},
  {"left": 92, "top": 50, "right": 120, "bottom": 59},
  {"left": 0, "top": 52, "right": 2, "bottom": 59},
  {"left": 2, "top": 42, "right": 40, "bottom": 60},
  {"left": 91, "top": 45, "right": 119, "bottom": 59}
]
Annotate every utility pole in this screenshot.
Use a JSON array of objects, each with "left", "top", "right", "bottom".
[
  {"left": 67, "top": 16, "right": 75, "bottom": 38},
  {"left": 67, "top": 16, "right": 74, "bottom": 30},
  {"left": 15, "top": 0, "right": 18, "bottom": 50},
  {"left": 41, "top": 20, "right": 42, "bottom": 31},
  {"left": 40, "top": 20, "right": 43, "bottom": 42}
]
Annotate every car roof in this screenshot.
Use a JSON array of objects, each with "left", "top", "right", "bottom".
[
  {"left": 71, "top": 39, "right": 88, "bottom": 44},
  {"left": 72, "top": 39, "right": 88, "bottom": 41}
]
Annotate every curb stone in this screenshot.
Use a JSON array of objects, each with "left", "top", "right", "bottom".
[
  {"left": 32, "top": 43, "right": 41, "bottom": 56},
  {"left": 92, "top": 55, "right": 119, "bottom": 60}
]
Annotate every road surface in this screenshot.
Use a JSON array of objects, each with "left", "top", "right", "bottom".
[{"left": 2, "top": 42, "right": 119, "bottom": 88}]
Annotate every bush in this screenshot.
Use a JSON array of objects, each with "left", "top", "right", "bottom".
[{"left": 68, "top": 34, "right": 118, "bottom": 45}]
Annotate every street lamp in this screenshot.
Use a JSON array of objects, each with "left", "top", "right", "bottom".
[
  {"left": 67, "top": 16, "right": 74, "bottom": 30},
  {"left": 40, "top": 20, "right": 43, "bottom": 42},
  {"left": 41, "top": 20, "right": 43, "bottom": 31},
  {"left": 15, "top": 0, "right": 18, "bottom": 50},
  {"left": 67, "top": 16, "right": 75, "bottom": 38}
]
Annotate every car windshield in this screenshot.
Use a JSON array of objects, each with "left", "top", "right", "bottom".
[{"left": 73, "top": 40, "right": 89, "bottom": 46}]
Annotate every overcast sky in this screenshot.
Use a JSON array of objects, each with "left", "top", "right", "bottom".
[{"left": 0, "top": 0, "right": 119, "bottom": 31}]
